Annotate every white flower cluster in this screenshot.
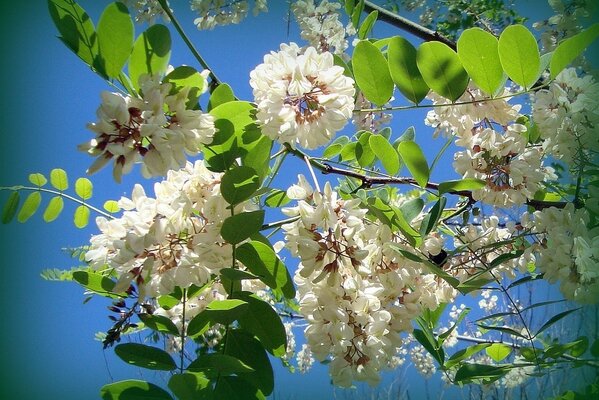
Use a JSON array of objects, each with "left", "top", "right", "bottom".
[
  {"left": 409, "top": 344, "right": 437, "bottom": 378},
  {"left": 122, "top": 0, "right": 170, "bottom": 25},
  {"left": 250, "top": 43, "right": 355, "bottom": 149},
  {"left": 478, "top": 289, "right": 499, "bottom": 312},
  {"left": 85, "top": 161, "right": 255, "bottom": 298},
  {"left": 425, "top": 84, "right": 553, "bottom": 207},
  {"left": 80, "top": 75, "right": 215, "bottom": 182},
  {"left": 522, "top": 204, "right": 599, "bottom": 303},
  {"left": 533, "top": 0, "right": 593, "bottom": 55},
  {"left": 532, "top": 68, "right": 599, "bottom": 163},
  {"left": 292, "top": 0, "right": 355, "bottom": 55},
  {"left": 352, "top": 92, "right": 393, "bottom": 133},
  {"left": 191, "top": 0, "right": 267, "bottom": 30},
  {"left": 296, "top": 344, "right": 315, "bottom": 373},
  {"left": 282, "top": 176, "right": 456, "bottom": 387},
  {"left": 500, "top": 355, "right": 535, "bottom": 388}
]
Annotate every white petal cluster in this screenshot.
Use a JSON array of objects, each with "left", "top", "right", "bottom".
[
  {"left": 81, "top": 75, "right": 215, "bottom": 182},
  {"left": 292, "top": 0, "right": 355, "bottom": 55},
  {"left": 532, "top": 68, "right": 599, "bottom": 163},
  {"left": 249, "top": 43, "right": 355, "bottom": 149},
  {"left": 500, "top": 356, "right": 535, "bottom": 388},
  {"left": 85, "top": 160, "right": 255, "bottom": 298},
  {"left": 191, "top": 0, "right": 267, "bottom": 30},
  {"left": 522, "top": 204, "right": 599, "bottom": 303},
  {"left": 282, "top": 176, "right": 456, "bottom": 387},
  {"left": 122, "top": 0, "right": 170, "bottom": 24},
  {"left": 296, "top": 344, "right": 315, "bottom": 373}
]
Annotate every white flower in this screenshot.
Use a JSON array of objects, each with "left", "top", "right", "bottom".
[
  {"left": 191, "top": 0, "right": 267, "bottom": 30},
  {"left": 249, "top": 43, "right": 355, "bottom": 149},
  {"left": 123, "top": 0, "right": 170, "bottom": 24}
]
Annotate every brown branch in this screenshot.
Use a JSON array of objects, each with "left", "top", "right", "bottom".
[{"left": 363, "top": 1, "right": 457, "bottom": 50}]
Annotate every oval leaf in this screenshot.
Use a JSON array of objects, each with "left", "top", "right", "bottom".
[
  {"left": 397, "top": 141, "right": 429, "bottom": 187},
  {"left": 28, "top": 173, "right": 47, "bottom": 187},
  {"left": 417, "top": 41, "right": 469, "bottom": 101},
  {"left": 369, "top": 134, "right": 400, "bottom": 175},
  {"left": 352, "top": 40, "right": 394, "bottom": 105},
  {"left": 114, "top": 343, "right": 176, "bottom": 371},
  {"left": 97, "top": 2, "right": 134, "bottom": 79},
  {"left": 221, "top": 210, "right": 265, "bottom": 245},
  {"left": 129, "top": 24, "right": 171, "bottom": 90},
  {"left": 168, "top": 373, "right": 210, "bottom": 400},
  {"left": 138, "top": 314, "right": 180, "bottom": 336},
  {"left": 50, "top": 168, "right": 69, "bottom": 191},
  {"left": 164, "top": 66, "right": 207, "bottom": 108},
  {"left": 438, "top": 178, "right": 486, "bottom": 194},
  {"left": 485, "top": 343, "right": 512, "bottom": 362},
  {"left": 43, "top": 196, "right": 64, "bottom": 222},
  {"left": 220, "top": 166, "right": 260, "bottom": 205},
  {"left": 2, "top": 191, "right": 20, "bottom": 224},
  {"left": 187, "top": 353, "right": 254, "bottom": 377},
  {"left": 551, "top": 23, "right": 599, "bottom": 78},
  {"left": 74, "top": 204, "right": 90, "bottom": 228},
  {"left": 103, "top": 200, "right": 121, "bottom": 213},
  {"left": 225, "top": 329, "right": 274, "bottom": 395},
  {"left": 208, "top": 83, "right": 235, "bottom": 111},
  {"left": 100, "top": 379, "right": 173, "bottom": 400},
  {"left": 17, "top": 191, "right": 42, "bottom": 223},
  {"left": 75, "top": 177, "right": 93, "bottom": 200},
  {"left": 457, "top": 28, "right": 503, "bottom": 96},
  {"left": 387, "top": 36, "right": 429, "bottom": 103},
  {"left": 498, "top": 24, "right": 540, "bottom": 88}
]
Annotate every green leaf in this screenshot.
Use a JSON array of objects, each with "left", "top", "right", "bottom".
[
  {"left": 214, "top": 376, "right": 266, "bottom": 400},
  {"left": 236, "top": 241, "right": 295, "bottom": 299},
  {"left": 264, "top": 190, "right": 290, "bottom": 208},
  {"left": 103, "top": 200, "right": 121, "bottom": 213},
  {"left": 208, "top": 83, "right": 235, "bottom": 110},
  {"left": 323, "top": 135, "right": 350, "bottom": 159},
  {"left": 43, "top": 196, "right": 64, "bottom": 222},
  {"left": 168, "top": 373, "right": 210, "bottom": 400},
  {"left": 221, "top": 166, "right": 260, "bottom": 205},
  {"left": 551, "top": 23, "right": 599, "bottom": 78},
  {"left": 498, "top": 24, "right": 540, "bottom": 88},
  {"left": 221, "top": 210, "right": 265, "bottom": 245},
  {"left": 50, "top": 168, "right": 69, "bottom": 191},
  {"left": 97, "top": 2, "right": 134, "bottom": 79},
  {"left": 397, "top": 141, "right": 429, "bottom": 187},
  {"left": 74, "top": 205, "right": 90, "bottom": 228},
  {"left": 485, "top": 343, "right": 512, "bottom": 362},
  {"left": 591, "top": 338, "right": 599, "bottom": 357},
  {"left": 129, "top": 24, "right": 171, "bottom": 90},
  {"left": 352, "top": 40, "right": 394, "bottom": 105},
  {"left": 420, "top": 196, "right": 446, "bottom": 236},
  {"left": 356, "top": 131, "right": 376, "bottom": 167},
  {"left": 187, "top": 299, "right": 249, "bottom": 337},
  {"left": 457, "top": 28, "right": 503, "bottom": 96},
  {"left": 29, "top": 173, "right": 47, "bottom": 187},
  {"left": 454, "top": 363, "right": 508, "bottom": 383},
  {"left": 369, "top": 134, "right": 400, "bottom": 175},
  {"left": 242, "top": 135, "right": 273, "bottom": 182},
  {"left": 536, "top": 308, "right": 580, "bottom": 337},
  {"left": 75, "top": 177, "right": 93, "bottom": 200},
  {"left": 164, "top": 66, "right": 206, "bottom": 108},
  {"left": 234, "top": 292, "right": 287, "bottom": 357},
  {"left": 48, "top": 0, "right": 98, "bottom": 68},
  {"left": 138, "top": 314, "right": 180, "bottom": 336},
  {"left": 398, "top": 197, "right": 424, "bottom": 223},
  {"left": 358, "top": 10, "right": 378, "bottom": 40},
  {"left": 438, "top": 178, "right": 486, "bottom": 194},
  {"left": 114, "top": 343, "right": 176, "bottom": 371},
  {"left": 387, "top": 36, "right": 429, "bottom": 103},
  {"left": 568, "top": 336, "right": 589, "bottom": 357},
  {"left": 187, "top": 354, "right": 254, "bottom": 377},
  {"left": 413, "top": 328, "right": 444, "bottom": 365},
  {"left": 2, "top": 191, "right": 20, "bottom": 224},
  {"left": 225, "top": 329, "right": 274, "bottom": 395},
  {"left": 445, "top": 344, "right": 490, "bottom": 369},
  {"left": 350, "top": 0, "right": 365, "bottom": 29},
  {"left": 100, "top": 379, "right": 173, "bottom": 400},
  {"left": 416, "top": 41, "right": 469, "bottom": 101},
  {"left": 17, "top": 192, "right": 42, "bottom": 223},
  {"left": 72, "top": 270, "right": 123, "bottom": 298}
]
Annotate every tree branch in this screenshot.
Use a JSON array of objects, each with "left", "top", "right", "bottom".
[{"left": 363, "top": 1, "right": 456, "bottom": 50}]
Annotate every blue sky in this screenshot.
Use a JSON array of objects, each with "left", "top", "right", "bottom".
[{"left": 0, "top": 1, "right": 581, "bottom": 399}]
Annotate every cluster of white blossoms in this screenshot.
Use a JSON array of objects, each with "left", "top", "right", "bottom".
[
  {"left": 122, "top": 0, "right": 170, "bottom": 25},
  {"left": 249, "top": 43, "right": 355, "bottom": 149},
  {"left": 478, "top": 288, "right": 499, "bottom": 312},
  {"left": 521, "top": 204, "right": 599, "bottom": 303},
  {"left": 281, "top": 176, "right": 456, "bottom": 386},
  {"left": 352, "top": 92, "right": 393, "bottom": 133},
  {"left": 85, "top": 161, "right": 256, "bottom": 298},
  {"left": 532, "top": 68, "right": 599, "bottom": 163},
  {"left": 80, "top": 75, "right": 215, "bottom": 182},
  {"left": 292, "top": 0, "right": 356, "bottom": 55},
  {"left": 425, "top": 84, "right": 554, "bottom": 207},
  {"left": 191, "top": 0, "right": 267, "bottom": 30}
]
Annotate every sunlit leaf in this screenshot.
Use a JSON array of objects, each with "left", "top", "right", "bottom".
[
  {"left": 358, "top": 10, "right": 377, "bottom": 40},
  {"left": 220, "top": 166, "right": 260, "bottom": 205},
  {"left": 416, "top": 41, "right": 469, "bottom": 101},
  {"left": 397, "top": 141, "right": 429, "bottom": 187},
  {"left": 100, "top": 379, "right": 173, "bottom": 400},
  {"left": 129, "top": 24, "right": 171, "bottom": 90},
  {"left": 551, "top": 23, "right": 599, "bottom": 78},
  {"left": 438, "top": 178, "right": 486, "bottom": 194},
  {"left": 485, "top": 343, "right": 512, "bottom": 362},
  {"left": 75, "top": 177, "right": 93, "bottom": 200},
  {"left": 50, "top": 168, "right": 69, "bottom": 191},
  {"left": 208, "top": 83, "right": 235, "bottom": 111},
  {"left": 352, "top": 40, "right": 394, "bottom": 105},
  {"left": 369, "top": 134, "right": 400, "bottom": 175},
  {"left": 97, "top": 2, "right": 134, "bottom": 78},
  {"left": 221, "top": 210, "right": 265, "bottom": 245},
  {"left": 29, "top": 173, "right": 47, "bottom": 187},
  {"left": 103, "top": 200, "right": 121, "bottom": 213},
  {"left": 457, "top": 28, "right": 503, "bottom": 96},
  {"left": 74, "top": 204, "right": 90, "bottom": 228},
  {"left": 164, "top": 66, "right": 206, "bottom": 108},
  {"left": 498, "top": 24, "right": 540, "bottom": 88},
  {"left": 43, "top": 196, "right": 64, "bottom": 222},
  {"left": 387, "top": 36, "right": 429, "bottom": 103},
  {"left": 114, "top": 343, "right": 176, "bottom": 371},
  {"left": 17, "top": 191, "right": 42, "bottom": 223}
]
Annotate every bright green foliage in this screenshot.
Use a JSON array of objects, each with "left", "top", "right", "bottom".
[
  {"left": 369, "top": 134, "right": 400, "bottom": 175},
  {"left": 498, "top": 25, "right": 540, "bottom": 89},
  {"left": 73, "top": 204, "right": 90, "bottom": 228},
  {"left": 187, "top": 354, "right": 255, "bottom": 377},
  {"left": 164, "top": 66, "right": 207, "bottom": 108},
  {"left": 358, "top": 10, "right": 378, "bottom": 39},
  {"left": 50, "top": 168, "right": 69, "bottom": 191},
  {"left": 75, "top": 177, "right": 93, "bottom": 200},
  {"left": 168, "top": 373, "right": 210, "bottom": 400},
  {"left": 186, "top": 299, "right": 249, "bottom": 337},
  {"left": 220, "top": 210, "right": 265, "bottom": 245},
  {"left": 355, "top": 131, "right": 376, "bottom": 167},
  {"left": 114, "top": 343, "right": 177, "bottom": 371},
  {"left": 138, "top": 314, "right": 180, "bottom": 336},
  {"left": 208, "top": 83, "right": 235, "bottom": 110},
  {"left": 324, "top": 136, "right": 350, "bottom": 159},
  {"left": 420, "top": 196, "right": 446, "bottom": 236},
  {"left": 220, "top": 166, "right": 260, "bottom": 205},
  {"left": 263, "top": 189, "right": 290, "bottom": 208},
  {"left": 438, "top": 178, "right": 486, "bottom": 194},
  {"left": 97, "top": 2, "right": 134, "bottom": 79},
  {"left": 352, "top": 40, "right": 394, "bottom": 105},
  {"left": 485, "top": 343, "right": 512, "bottom": 362},
  {"left": 17, "top": 192, "right": 42, "bottom": 223},
  {"left": 43, "top": 196, "right": 64, "bottom": 222},
  {"left": 551, "top": 23, "right": 599, "bottom": 78},
  {"left": 235, "top": 240, "right": 295, "bottom": 299},
  {"left": 445, "top": 344, "right": 490, "bottom": 369},
  {"left": 72, "top": 270, "right": 122, "bottom": 298},
  {"left": 29, "top": 173, "right": 47, "bottom": 187},
  {"left": 103, "top": 200, "right": 121, "bottom": 213},
  {"left": 397, "top": 141, "right": 429, "bottom": 187},
  {"left": 129, "top": 24, "right": 171, "bottom": 90},
  {"left": 1, "top": 191, "right": 20, "bottom": 224},
  {"left": 48, "top": 0, "right": 98, "bottom": 68},
  {"left": 101, "top": 380, "right": 174, "bottom": 400},
  {"left": 457, "top": 28, "right": 504, "bottom": 96},
  {"left": 454, "top": 363, "right": 508, "bottom": 383},
  {"left": 416, "top": 41, "right": 469, "bottom": 101},
  {"left": 387, "top": 36, "right": 429, "bottom": 103}
]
